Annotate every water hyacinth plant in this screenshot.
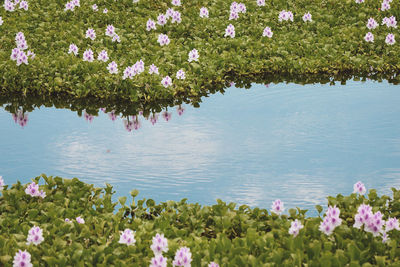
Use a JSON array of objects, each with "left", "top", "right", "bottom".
[
  {"left": 1, "top": 175, "right": 400, "bottom": 265},
  {"left": 1, "top": 0, "right": 400, "bottom": 105}
]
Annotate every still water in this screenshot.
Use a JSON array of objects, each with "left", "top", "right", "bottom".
[{"left": 1, "top": 80, "right": 400, "bottom": 214}]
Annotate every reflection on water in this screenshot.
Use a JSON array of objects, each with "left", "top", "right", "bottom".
[{"left": 1, "top": 80, "right": 400, "bottom": 215}]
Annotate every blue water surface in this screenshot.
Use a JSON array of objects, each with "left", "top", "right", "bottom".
[{"left": 1, "top": 80, "right": 400, "bottom": 215}]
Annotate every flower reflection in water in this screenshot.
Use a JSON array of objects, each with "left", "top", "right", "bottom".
[
  {"left": 10, "top": 104, "right": 186, "bottom": 132},
  {"left": 11, "top": 109, "right": 29, "bottom": 127}
]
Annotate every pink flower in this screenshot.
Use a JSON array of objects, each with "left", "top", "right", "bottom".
[
  {"left": 26, "top": 226, "right": 44, "bottom": 245},
  {"left": 161, "top": 76, "right": 172, "bottom": 87},
  {"left": 103, "top": 8, "right": 108, "bottom": 13},
  {"left": 200, "top": 7, "right": 209, "bottom": 18},
  {"left": 229, "top": 11, "right": 239, "bottom": 20},
  {"left": 83, "top": 49, "right": 94, "bottom": 62},
  {"left": 105, "top": 25, "right": 115, "bottom": 37},
  {"left": 171, "top": 10, "right": 181, "bottom": 23},
  {"left": 92, "top": 4, "right": 98, "bottom": 11},
  {"left": 0, "top": 176, "right": 4, "bottom": 191},
  {"left": 166, "top": 8, "right": 175, "bottom": 19},
  {"left": 302, "top": 12, "right": 312, "bottom": 22},
  {"left": 385, "top": 33, "right": 395, "bottom": 45},
  {"left": 27, "top": 50, "right": 35, "bottom": 59},
  {"left": 353, "top": 181, "right": 367, "bottom": 194},
  {"left": 188, "top": 48, "right": 199, "bottom": 62},
  {"left": 65, "top": 218, "right": 72, "bottom": 223},
  {"left": 68, "top": 43, "right": 78, "bottom": 55},
  {"left": 366, "top": 18, "right": 378, "bottom": 29},
  {"left": 76, "top": 216, "right": 85, "bottom": 224},
  {"left": 173, "top": 247, "right": 192, "bottom": 267},
  {"left": 108, "top": 110, "right": 117, "bottom": 121},
  {"left": 364, "top": 32, "right": 374, "bottom": 42},
  {"left": 319, "top": 205, "right": 342, "bottom": 235},
  {"left": 288, "top": 219, "right": 304, "bottom": 237},
  {"left": 119, "top": 229, "right": 136, "bottom": 246},
  {"left": 97, "top": 50, "right": 109, "bottom": 62},
  {"left": 112, "top": 34, "right": 120, "bottom": 43},
  {"left": 107, "top": 61, "right": 118, "bottom": 74},
  {"left": 257, "top": 0, "right": 265, "bottom": 6},
  {"left": 147, "top": 19, "right": 157, "bottom": 31},
  {"left": 162, "top": 111, "right": 172, "bottom": 121},
  {"left": 208, "top": 262, "right": 219, "bottom": 267},
  {"left": 176, "top": 69, "right": 186, "bottom": 80},
  {"left": 19, "top": 1, "right": 28, "bottom": 10},
  {"left": 149, "top": 64, "right": 159, "bottom": 75},
  {"left": 171, "top": 0, "right": 181, "bottom": 6},
  {"left": 381, "top": 1, "right": 390, "bottom": 11},
  {"left": 157, "top": 14, "right": 167, "bottom": 26},
  {"left": 13, "top": 250, "right": 32, "bottom": 267},
  {"left": 157, "top": 34, "right": 170, "bottom": 46},
  {"left": 150, "top": 254, "right": 167, "bottom": 267},
  {"left": 271, "top": 199, "right": 284, "bottom": 215},
  {"left": 124, "top": 119, "right": 134, "bottom": 131},
  {"left": 25, "top": 182, "right": 45, "bottom": 198},
  {"left": 4, "top": 0, "right": 15, "bottom": 11},
  {"left": 224, "top": 24, "right": 235, "bottom": 38},
  {"left": 151, "top": 233, "right": 169, "bottom": 255},
  {"left": 385, "top": 217, "right": 400, "bottom": 231},
  {"left": 85, "top": 28, "right": 96, "bottom": 40},
  {"left": 262, "top": 27, "right": 273, "bottom": 38},
  {"left": 279, "top": 10, "right": 293, "bottom": 22}
]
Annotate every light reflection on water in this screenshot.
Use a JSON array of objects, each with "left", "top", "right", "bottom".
[{"left": 1, "top": 80, "right": 400, "bottom": 215}]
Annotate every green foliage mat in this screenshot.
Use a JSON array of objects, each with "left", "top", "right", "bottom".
[
  {"left": 1, "top": 0, "right": 400, "bottom": 104},
  {"left": 1, "top": 174, "right": 400, "bottom": 266}
]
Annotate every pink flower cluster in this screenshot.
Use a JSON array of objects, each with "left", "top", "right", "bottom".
[
  {"left": 279, "top": 10, "right": 294, "bottom": 22},
  {"left": 381, "top": 0, "right": 391, "bottom": 11},
  {"left": 171, "top": 0, "right": 181, "bottom": 6},
  {"left": 188, "top": 48, "right": 199, "bottom": 62},
  {"left": 157, "top": 34, "right": 170, "bottom": 46},
  {"left": 262, "top": 27, "right": 273, "bottom": 38},
  {"left": 107, "top": 61, "right": 118, "bottom": 74},
  {"left": 85, "top": 28, "right": 96, "bottom": 40},
  {"left": 150, "top": 233, "right": 168, "bottom": 267},
  {"left": 105, "top": 25, "right": 120, "bottom": 42},
  {"left": 119, "top": 229, "right": 136, "bottom": 246},
  {"left": 162, "top": 111, "right": 172, "bottom": 121},
  {"left": 4, "top": 0, "right": 28, "bottom": 11},
  {"left": 229, "top": 2, "right": 246, "bottom": 20},
  {"left": 26, "top": 226, "right": 44, "bottom": 245},
  {"left": 200, "top": 7, "right": 209, "bottom": 18},
  {"left": 319, "top": 206, "right": 342, "bottom": 235},
  {"left": 288, "top": 219, "right": 304, "bottom": 237},
  {"left": 353, "top": 181, "right": 366, "bottom": 195},
  {"left": 382, "top": 16, "right": 397, "bottom": 28},
  {"left": 149, "top": 64, "right": 159, "bottom": 75},
  {"left": 302, "top": 12, "right": 312, "bottom": 22},
  {"left": 13, "top": 250, "right": 32, "bottom": 267},
  {"left": 68, "top": 43, "right": 78, "bottom": 56},
  {"left": 25, "top": 182, "right": 46, "bottom": 198},
  {"left": 385, "top": 33, "right": 395, "bottom": 45},
  {"left": 64, "top": 0, "right": 80, "bottom": 11},
  {"left": 151, "top": 233, "right": 169, "bottom": 255},
  {"left": 176, "top": 69, "right": 186, "bottom": 80},
  {"left": 257, "top": 0, "right": 265, "bottom": 7},
  {"left": 364, "top": 32, "right": 374, "bottom": 42},
  {"left": 271, "top": 199, "right": 284, "bottom": 215},
  {"left": 97, "top": 50, "right": 109, "bottom": 62},
  {"left": 224, "top": 24, "right": 235, "bottom": 38},
  {"left": 173, "top": 247, "right": 192, "bottom": 267},
  {"left": 147, "top": 19, "right": 157, "bottom": 31},
  {"left": 122, "top": 59, "right": 145, "bottom": 80},
  {"left": 12, "top": 110, "right": 29, "bottom": 127},
  {"left": 0, "top": 176, "right": 4, "bottom": 191},
  {"left": 161, "top": 76, "right": 172, "bottom": 88},
  {"left": 367, "top": 18, "right": 378, "bottom": 30},
  {"left": 11, "top": 32, "right": 35, "bottom": 66}
]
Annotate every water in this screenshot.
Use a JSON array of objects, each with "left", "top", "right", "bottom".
[{"left": 1, "top": 80, "right": 400, "bottom": 215}]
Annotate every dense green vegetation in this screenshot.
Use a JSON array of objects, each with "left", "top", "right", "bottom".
[
  {"left": 1, "top": 174, "right": 400, "bottom": 266},
  {"left": 1, "top": 0, "right": 400, "bottom": 105}
]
